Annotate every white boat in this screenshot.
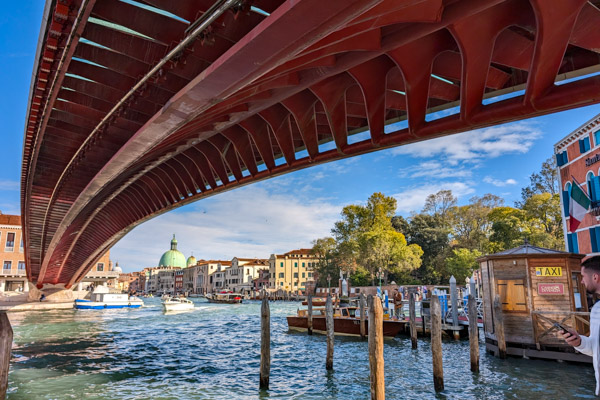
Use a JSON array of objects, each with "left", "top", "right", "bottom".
[
  {"left": 162, "top": 296, "right": 195, "bottom": 312},
  {"left": 74, "top": 287, "right": 144, "bottom": 309}
]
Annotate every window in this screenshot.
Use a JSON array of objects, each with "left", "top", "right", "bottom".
[
  {"left": 555, "top": 150, "right": 568, "bottom": 166},
  {"left": 279, "top": 273, "right": 284, "bottom": 278},
  {"left": 280, "top": 282, "right": 283, "bottom": 286},
  {"left": 97, "top": 263, "right": 104, "bottom": 272},
  {"left": 588, "top": 172, "right": 600, "bottom": 203},
  {"left": 595, "top": 130, "right": 600, "bottom": 148},
  {"left": 3, "top": 261, "right": 11, "bottom": 270},
  {"left": 280, "top": 262, "right": 283, "bottom": 267},
  {"left": 302, "top": 262, "right": 305, "bottom": 268},
  {"left": 308, "top": 272, "right": 313, "bottom": 277},
  {"left": 19, "top": 237, "right": 23, "bottom": 250},
  {"left": 302, "top": 272, "right": 305, "bottom": 278},
  {"left": 5, "top": 232, "right": 14, "bottom": 250},
  {"left": 497, "top": 279, "right": 527, "bottom": 312},
  {"left": 580, "top": 137, "right": 591, "bottom": 153},
  {"left": 568, "top": 232, "right": 579, "bottom": 253},
  {"left": 294, "top": 262, "right": 297, "bottom": 268},
  {"left": 18, "top": 261, "right": 25, "bottom": 270},
  {"left": 563, "top": 182, "right": 572, "bottom": 218},
  {"left": 294, "top": 272, "right": 298, "bottom": 278}
]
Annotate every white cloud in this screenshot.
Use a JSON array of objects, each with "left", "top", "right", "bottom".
[
  {"left": 0, "top": 180, "right": 19, "bottom": 191},
  {"left": 483, "top": 176, "right": 518, "bottom": 187},
  {"left": 110, "top": 184, "right": 341, "bottom": 272},
  {"left": 400, "top": 161, "right": 473, "bottom": 179},
  {"left": 391, "top": 181, "right": 475, "bottom": 214},
  {"left": 390, "top": 122, "right": 542, "bottom": 163}
]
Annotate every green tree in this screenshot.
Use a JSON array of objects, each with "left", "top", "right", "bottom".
[
  {"left": 422, "top": 190, "right": 457, "bottom": 220},
  {"left": 488, "top": 207, "right": 527, "bottom": 252},
  {"left": 310, "top": 237, "right": 339, "bottom": 286},
  {"left": 449, "top": 194, "right": 503, "bottom": 252},
  {"left": 445, "top": 248, "right": 482, "bottom": 283},
  {"left": 331, "top": 192, "right": 423, "bottom": 284},
  {"left": 521, "top": 192, "right": 563, "bottom": 249}
]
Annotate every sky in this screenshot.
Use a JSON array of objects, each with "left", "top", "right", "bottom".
[{"left": 3, "top": 2, "right": 600, "bottom": 273}]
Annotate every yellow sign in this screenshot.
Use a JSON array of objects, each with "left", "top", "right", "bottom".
[{"left": 535, "top": 267, "right": 562, "bottom": 277}]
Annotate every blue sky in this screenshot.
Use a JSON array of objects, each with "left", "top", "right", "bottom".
[{"left": 4, "top": 2, "right": 600, "bottom": 273}]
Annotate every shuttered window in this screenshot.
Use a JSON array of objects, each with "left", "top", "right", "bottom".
[{"left": 497, "top": 279, "right": 527, "bottom": 312}]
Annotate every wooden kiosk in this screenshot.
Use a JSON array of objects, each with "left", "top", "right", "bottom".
[{"left": 478, "top": 243, "right": 591, "bottom": 362}]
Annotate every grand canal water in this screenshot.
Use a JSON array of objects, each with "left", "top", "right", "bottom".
[{"left": 5, "top": 298, "right": 596, "bottom": 399}]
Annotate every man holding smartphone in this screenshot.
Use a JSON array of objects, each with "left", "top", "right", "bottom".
[{"left": 562, "top": 255, "right": 600, "bottom": 396}]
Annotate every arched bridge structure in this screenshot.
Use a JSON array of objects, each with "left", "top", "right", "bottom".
[{"left": 22, "top": 0, "right": 600, "bottom": 288}]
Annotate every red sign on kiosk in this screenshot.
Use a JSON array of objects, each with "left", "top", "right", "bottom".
[{"left": 538, "top": 283, "right": 564, "bottom": 295}]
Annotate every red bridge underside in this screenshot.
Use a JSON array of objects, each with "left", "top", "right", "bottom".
[{"left": 22, "top": 0, "right": 600, "bottom": 288}]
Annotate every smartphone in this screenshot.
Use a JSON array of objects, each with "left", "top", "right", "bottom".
[{"left": 554, "top": 322, "right": 570, "bottom": 333}]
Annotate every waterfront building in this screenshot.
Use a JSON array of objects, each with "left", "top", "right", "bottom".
[
  {"left": 159, "top": 235, "right": 187, "bottom": 268},
  {"left": 253, "top": 269, "right": 271, "bottom": 292},
  {"left": 0, "top": 214, "right": 26, "bottom": 292},
  {"left": 212, "top": 262, "right": 232, "bottom": 292},
  {"left": 227, "top": 257, "right": 268, "bottom": 294},
  {"left": 555, "top": 113, "right": 600, "bottom": 255},
  {"left": 116, "top": 271, "right": 139, "bottom": 292},
  {"left": 174, "top": 269, "right": 184, "bottom": 294},
  {"left": 195, "top": 260, "right": 230, "bottom": 294},
  {"left": 269, "top": 249, "right": 317, "bottom": 294}
]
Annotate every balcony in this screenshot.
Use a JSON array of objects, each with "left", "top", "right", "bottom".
[{"left": 0, "top": 268, "right": 27, "bottom": 278}]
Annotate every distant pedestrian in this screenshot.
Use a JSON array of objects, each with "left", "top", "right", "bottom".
[
  {"left": 393, "top": 290, "right": 403, "bottom": 319},
  {"left": 561, "top": 255, "right": 600, "bottom": 395},
  {"left": 39, "top": 293, "right": 46, "bottom": 302}
]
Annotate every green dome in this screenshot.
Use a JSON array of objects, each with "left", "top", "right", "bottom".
[
  {"left": 158, "top": 234, "right": 187, "bottom": 268},
  {"left": 187, "top": 255, "right": 197, "bottom": 267}
]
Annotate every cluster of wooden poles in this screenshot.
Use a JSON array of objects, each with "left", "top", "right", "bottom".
[{"left": 258, "top": 288, "right": 482, "bottom": 398}]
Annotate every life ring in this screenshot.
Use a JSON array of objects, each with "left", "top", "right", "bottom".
[
  {"left": 128, "top": 302, "right": 131, "bottom": 307},
  {"left": 104, "top": 304, "right": 107, "bottom": 308}
]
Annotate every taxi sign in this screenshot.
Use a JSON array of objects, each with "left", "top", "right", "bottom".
[{"left": 535, "top": 267, "right": 562, "bottom": 277}]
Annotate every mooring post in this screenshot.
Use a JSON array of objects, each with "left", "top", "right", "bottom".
[
  {"left": 326, "top": 294, "right": 334, "bottom": 370},
  {"left": 431, "top": 296, "right": 444, "bottom": 392},
  {"left": 493, "top": 295, "right": 506, "bottom": 359},
  {"left": 260, "top": 291, "right": 270, "bottom": 389},
  {"left": 307, "top": 293, "right": 313, "bottom": 335},
  {"left": 449, "top": 276, "right": 459, "bottom": 340},
  {"left": 0, "top": 312, "right": 13, "bottom": 399},
  {"left": 359, "top": 292, "right": 366, "bottom": 339},
  {"left": 468, "top": 294, "right": 479, "bottom": 372},
  {"left": 368, "top": 295, "right": 385, "bottom": 400},
  {"left": 409, "top": 291, "right": 417, "bottom": 349}
]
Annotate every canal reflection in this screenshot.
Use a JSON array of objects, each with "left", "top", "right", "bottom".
[{"left": 6, "top": 299, "right": 596, "bottom": 399}]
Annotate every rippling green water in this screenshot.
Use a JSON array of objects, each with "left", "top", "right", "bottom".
[{"left": 5, "top": 298, "right": 596, "bottom": 399}]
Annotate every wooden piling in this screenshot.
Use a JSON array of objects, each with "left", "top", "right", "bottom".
[
  {"left": 409, "top": 292, "right": 417, "bottom": 349},
  {"left": 449, "top": 276, "right": 460, "bottom": 340},
  {"left": 468, "top": 294, "right": 479, "bottom": 372},
  {"left": 260, "top": 292, "right": 270, "bottom": 389},
  {"left": 0, "top": 312, "right": 13, "bottom": 399},
  {"left": 307, "top": 293, "right": 313, "bottom": 335},
  {"left": 368, "top": 295, "right": 385, "bottom": 400},
  {"left": 430, "top": 296, "right": 444, "bottom": 392},
  {"left": 326, "top": 295, "right": 334, "bottom": 370},
  {"left": 493, "top": 295, "right": 506, "bottom": 359},
  {"left": 359, "top": 293, "right": 366, "bottom": 338}
]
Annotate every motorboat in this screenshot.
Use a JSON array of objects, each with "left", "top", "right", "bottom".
[
  {"left": 162, "top": 296, "right": 195, "bottom": 312},
  {"left": 287, "top": 305, "right": 406, "bottom": 338},
  {"left": 205, "top": 291, "right": 243, "bottom": 304},
  {"left": 74, "top": 287, "right": 143, "bottom": 309}
]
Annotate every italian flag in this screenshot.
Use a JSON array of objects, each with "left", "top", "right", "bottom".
[{"left": 569, "top": 182, "right": 591, "bottom": 232}]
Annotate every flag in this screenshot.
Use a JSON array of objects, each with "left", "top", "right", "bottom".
[{"left": 569, "top": 180, "right": 591, "bottom": 232}]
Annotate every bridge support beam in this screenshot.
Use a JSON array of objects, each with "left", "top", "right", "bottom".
[{"left": 27, "top": 283, "right": 76, "bottom": 302}]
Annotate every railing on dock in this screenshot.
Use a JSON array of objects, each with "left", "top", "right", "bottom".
[{"left": 532, "top": 310, "right": 590, "bottom": 348}]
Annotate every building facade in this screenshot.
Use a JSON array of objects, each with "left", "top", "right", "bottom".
[
  {"left": 227, "top": 257, "right": 268, "bottom": 294},
  {"left": 555, "top": 114, "right": 600, "bottom": 255},
  {"left": 195, "top": 260, "right": 230, "bottom": 294},
  {"left": 0, "top": 214, "right": 26, "bottom": 292},
  {"left": 269, "top": 249, "right": 317, "bottom": 294}
]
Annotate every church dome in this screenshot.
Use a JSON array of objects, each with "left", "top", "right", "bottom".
[
  {"left": 158, "top": 234, "right": 187, "bottom": 268},
  {"left": 187, "top": 255, "right": 197, "bottom": 267}
]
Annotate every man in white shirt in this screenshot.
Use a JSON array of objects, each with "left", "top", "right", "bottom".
[{"left": 562, "top": 256, "right": 600, "bottom": 396}]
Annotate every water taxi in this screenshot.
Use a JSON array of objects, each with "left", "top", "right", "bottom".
[
  {"left": 74, "top": 289, "right": 144, "bottom": 310},
  {"left": 205, "top": 291, "right": 243, "bottom": 304},
  {"left": 162, "top": 296, "right": 195, "bottom": 312},
  {"left": 287, "top": 305, "right": 406, "bottom": 338}
]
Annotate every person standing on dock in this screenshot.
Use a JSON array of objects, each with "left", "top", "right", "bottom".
[
  {"left": 393, "top": 289, "right": 403, "bottom": 319},
  {"left": 562, "top": 256, "right": 600, "bottom": 396}
]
